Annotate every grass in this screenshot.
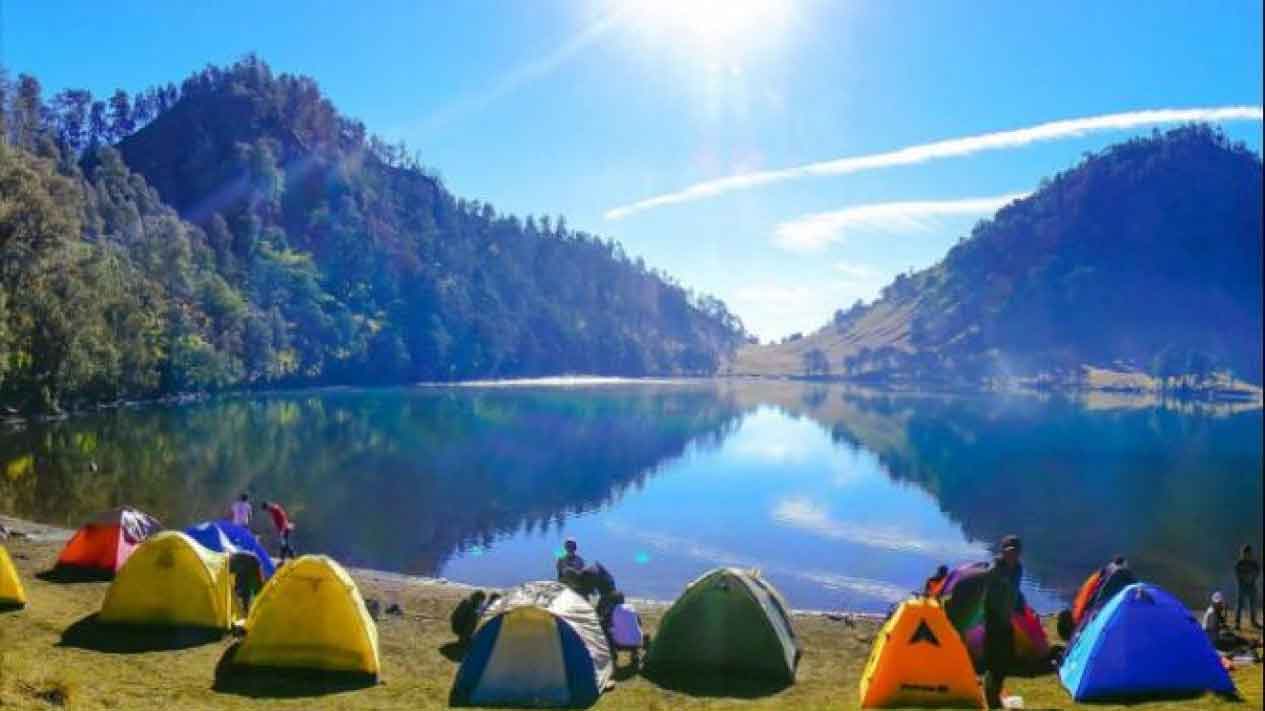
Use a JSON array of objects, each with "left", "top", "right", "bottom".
[{"left": 1, "top": 536, "right": 1261, "bottom": 710}]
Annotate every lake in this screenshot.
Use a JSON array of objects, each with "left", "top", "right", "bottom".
[{"left": 1, "top": 380, "right": 1260, "bottom": 614}]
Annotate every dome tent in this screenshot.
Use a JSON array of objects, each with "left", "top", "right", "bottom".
[
  {"left": 1059, "top": 583, "right": 1234, "bottom": 701},
  {"left": 183, "top": 520, "right": 276, "bottom": 579},
  {"left": 645, "top": 568, "right": 800, "bottom": 684},
  {"left": 99, "top": 531, "right": 233, "bottom": 630},
  {"left": 232, "top": 555, "right": 380, "bottom": 676},
  {"left": 939, "top": 561, "right": 1048, "bottom": 668},
  {"left": 55, "top": 507, "right": 161, "bottom": 576},
  {"left": 450, "top": 581, "right": 613, "bottom": 708},
  {"left": 0, "top": 545, "right": 27, "bottom": 608},
  {"left": 859, "top": 597, "right": 985, "bottom": 709}
]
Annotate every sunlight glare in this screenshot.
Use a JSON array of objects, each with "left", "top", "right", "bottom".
[{"left": 623, "top": 0, "right": 794, "bottom": 57}]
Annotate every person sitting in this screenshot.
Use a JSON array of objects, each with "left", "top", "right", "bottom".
[
  {"left": 556, "top": 538, "right": 585, "bottom": 582},
  {"left": 1204, "top": 591, "right": 1251, "bottom": 653},
  {"left": 924, "top": 565, "right": 949, "bottom": 598},
  {"left": 451, "top": 589, "right": 498, "bottom": 647}
]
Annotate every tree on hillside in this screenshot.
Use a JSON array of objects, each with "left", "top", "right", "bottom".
[
  {"left": 107, "top": 90, "right": 134, "bottom": 141},
  {"left": 802, "top": 348, "right": 830, "bottom": 376}
]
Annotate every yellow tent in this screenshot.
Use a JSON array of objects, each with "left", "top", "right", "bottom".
[
  {"left": 0, "top": 545, "right": 27, "bottom": 608},
  {"left": 233, "top": 555, "right": 380, "bottom": 676},
  {"left": 99, "top": 531, "right": 233, "bottom": 629},
  {"left": 859, "top": 597, "right": 985, "bottom": 709}
]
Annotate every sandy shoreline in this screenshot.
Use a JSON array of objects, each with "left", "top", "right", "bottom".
[{"left": 0, "top": 513, "right": 883, "bottom": 620}]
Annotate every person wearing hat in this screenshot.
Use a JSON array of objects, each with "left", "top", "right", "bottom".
[
  {"left": 982, "top": 534, "right": 1025, "bottom": 709},
  {"left": 1203, "top": 591, "right": 1250, "bottom": 652},
  {"left": 556, "top": 538, "right": 586, "bottom": 583}
]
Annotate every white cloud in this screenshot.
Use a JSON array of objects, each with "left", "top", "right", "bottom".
[
  {"left": 771, "top": 497, "right": 988, "bottom": 559},
  {"left": 832, "top": 261, "right": 878, "bottom": 280},
  {"left": 773, "top": 192, "right": 1030, "bottom": 253},
  {"left": 603, "top": 106, "right": 1264, "bottom": 220}
]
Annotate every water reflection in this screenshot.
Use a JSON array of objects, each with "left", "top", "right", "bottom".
[{"left": 0, "top": 381, "right": 1259, "bottom": 612}]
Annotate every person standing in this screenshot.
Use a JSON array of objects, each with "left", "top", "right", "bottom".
[
  {"left": 260, "top": 500, "right": 296, "bottom": 562},
  {"left": 229, "top": 493, "right": 252, "bottom": 528},
  {"left": 982, "top": 535, "right": 1024, "bottom": 709},
  {"left": 1234, "top": 544, "right": 1261, "bottom": 629},
  {"left": 229, "top": 551, "right": 263, "bottom": 616}
]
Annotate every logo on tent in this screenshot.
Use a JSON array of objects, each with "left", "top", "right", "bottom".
[{"left": 909, "top": 620, "right": 940, "bottom": 646}]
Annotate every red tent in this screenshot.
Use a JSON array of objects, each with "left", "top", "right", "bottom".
[{"left": 56, "top": 508, "right": 161, "bottom": 575}]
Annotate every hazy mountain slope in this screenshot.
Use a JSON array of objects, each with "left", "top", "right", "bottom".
[{"left": 732, "top": 126, "right": 1263, "bottom": 386}]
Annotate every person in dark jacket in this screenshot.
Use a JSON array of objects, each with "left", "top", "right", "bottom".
[
  {"left": 1234, "top": 544, "right": 1261, "bottom": 629},
  {"left": 982, "top": 535, "right": 1024, "bottom": 709},
  {"left": 229, "top": 551, "right": 263, "bottom": 615},
  {"left": 450, "top": 590, "right": 500, "bottom": 646},
  {"left": 1086, "top": 555, "right": 1136, "bottom": 614}
]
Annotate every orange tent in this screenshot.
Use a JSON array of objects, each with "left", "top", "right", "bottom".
[
  {"left": 1071, "top": 570, "right": 1102, "bottom": 627},
  {"left": 860, "top": 597, "right": 985, "bottom": 709},
  {"left": 56, "top": 508, "right": 161, "bottom": 575}
]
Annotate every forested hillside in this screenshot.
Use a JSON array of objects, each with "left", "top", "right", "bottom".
[
  {"left": 0, "top": 57, "right": 746, "bottom": 413},
  {"left": 733, "top": 126, "right": 1263, "bottom": 387}
]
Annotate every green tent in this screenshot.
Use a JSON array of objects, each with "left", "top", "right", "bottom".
[{"left": 646, "top": 568, "right": 801, "bottom": 683}]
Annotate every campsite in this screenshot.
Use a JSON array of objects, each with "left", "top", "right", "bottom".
[
  {"left": 2, "top": 1, "right": 1263, "bottom": 709},
  {"left": 0, "top": 516, "right": 1261, "bottom": 709}
]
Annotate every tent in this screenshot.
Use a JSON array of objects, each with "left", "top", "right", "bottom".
[
  {"left": 450, "top": 581, "right": 613, "bottom": 707},
  {"left": 645, "top": 568, "right": 800, "bottom": 684},
  {"left": 233, "top": 555, "right": 380, "bottom": 676},
  {"left": 55, "top": 507, "right": 161, "bottom": 575},
  {"left": 859, "top": 597, "right": 985, "bottom": 708},
  {"left": 0, "top": 545, "right": 27, "bottom": 608},
  {"left": 183, "top": 521, "right": 276, "bottom": 579},
  {"left": 1059, "top": 583, "right": 1235, "bottom": 701},
  {"left": 1070, "top": 570, "right": 1102, "bottom": 629},
  {"left": 99, "top": 531, "right": 233, "bottom": 629},
  {"left": 939, "top": 561, "right": 1047, "bottom": 668},
  {"left": 1068, "top": 563, "right": 1137, "bottom": 640}
]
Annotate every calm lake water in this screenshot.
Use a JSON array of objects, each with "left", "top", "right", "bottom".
[{"left": 1, "top": 380, "right": 1260, "bottom": 613}]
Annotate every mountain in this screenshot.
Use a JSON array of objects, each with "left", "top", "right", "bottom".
[
  {"left": 0, "top": 57, "right": 746, "bottom": 413},
  {"left": 731, "top": 126, "right": 1264, "bottom": 387}
]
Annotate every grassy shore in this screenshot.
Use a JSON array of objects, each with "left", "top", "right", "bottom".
[{"left": 0, "top": 530, "right": 1260, "bottom": 710}]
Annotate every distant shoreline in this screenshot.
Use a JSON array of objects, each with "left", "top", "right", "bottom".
[
  {"left": 0, "top": 513, "right": 886, "bottom": 619},
  {"left": 4, "top": 373, "right": 1259, "bottom": 427}
]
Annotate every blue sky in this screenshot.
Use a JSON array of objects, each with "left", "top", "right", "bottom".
[{"left": 6, "top": 1, "right": 1262, "bottom": 340}]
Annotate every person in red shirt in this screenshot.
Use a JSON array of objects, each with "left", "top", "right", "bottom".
[{"left": 260, "top": 501, "right": 296, "bottom": 563}]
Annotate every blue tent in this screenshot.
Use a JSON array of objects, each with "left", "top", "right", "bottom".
[
  {"left": 451, "top": 581, "right": 612, "bottom": 707},
  {"left": 183, "top": 521, "right": 276, "bottom": 579},
  {"left": 1059, "top": 583, "right": 1234, "bottom": 701}
]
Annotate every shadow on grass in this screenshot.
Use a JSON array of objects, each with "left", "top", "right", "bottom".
[
  {"left": 212, "top": 642, "right": 378, "bottom": 699},
  {"left": 0, "top": 601, "right": 26, "bottom": 613},
  {"left": 438, "top": 640, "right": 466, "bottom": 663},
  {"left": 59, "top": 613, "right": 225, "bottom": 653},
  {"left": 640, "top": 665, "right": 790, "bottom": 699},
  {"left": 37, "top": 566, "right": 114, "bottom": 584},
  {"left": 1076, "top": 691, "right": 1242, "bottom": 706},
  {"left": 611, "top": 662, "right": 641, "bottom": 683}
]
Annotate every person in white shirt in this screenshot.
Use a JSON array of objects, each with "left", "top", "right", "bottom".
[{"left": 229, "top": 493, "right": 252, "bottom": 528}]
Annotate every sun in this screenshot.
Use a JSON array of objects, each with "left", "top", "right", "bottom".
[{"left": 620, "top": 0, "right": 795, "bottom": 59}]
